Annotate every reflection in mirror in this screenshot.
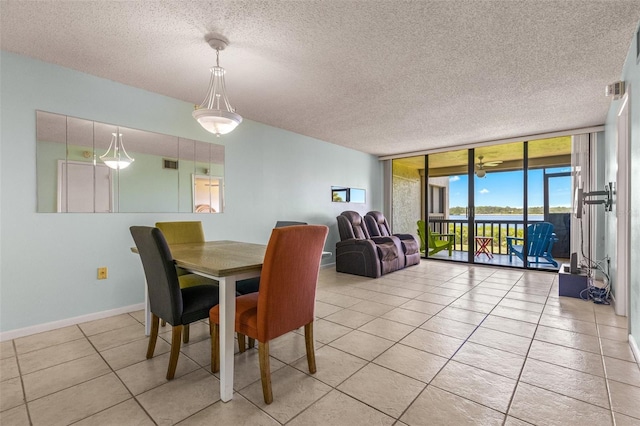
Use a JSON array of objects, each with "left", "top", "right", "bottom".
[
  {"left": 36, "top": 111, "right": 225, "bottom": 213},
  {"left": 193, "top": 176, "right": 223, "bottom": 212},
  {"left": 331, "top": 186, "right": 366, "bottom": 203},
  {"left": 116, "top": 126, "right": 180, "bottom": 213}
]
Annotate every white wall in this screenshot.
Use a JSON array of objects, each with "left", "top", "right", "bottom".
[
  {"left": 604, "top": 21, "right": 640, "bottom": 351},
  {"left": 0, "top": 51, "right": 383, "bottom": 333}
]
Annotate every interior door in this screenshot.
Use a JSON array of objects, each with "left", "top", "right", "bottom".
[{"left": 58, "top": 160, "right": 112, "bottom": 212}]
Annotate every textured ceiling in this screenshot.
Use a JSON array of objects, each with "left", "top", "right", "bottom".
[{"left": 2, "top": 1, "right": 639, "bottom": 157}]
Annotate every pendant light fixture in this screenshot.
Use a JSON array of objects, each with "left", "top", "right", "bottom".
[
  {"left": 100, "top": 132, "right": 134, "bottom": 169},
  {"left": 192, "top": 33, "right": 242, "bottom": 136}
]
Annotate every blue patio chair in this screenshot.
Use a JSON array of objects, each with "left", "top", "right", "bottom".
[{"left": 506, "top": 222, "right": 558, "bottom": 268}]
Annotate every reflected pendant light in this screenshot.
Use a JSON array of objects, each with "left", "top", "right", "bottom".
[
  {"left": 192, "top": 33, "right": 242, "bottom": 136},
  {"left": 100, "top": 132, "right": 134, "bottom": 169}
]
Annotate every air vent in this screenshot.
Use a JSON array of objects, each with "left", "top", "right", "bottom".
[
  {"left": 163, "top": 159, "right": 178, "bottom": 170},
  {"left": 605, "top": 81, "right": 625, "bottom": 99}
]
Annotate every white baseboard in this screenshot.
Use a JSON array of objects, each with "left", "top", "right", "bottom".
[
  {"left": 630, "top": 333, "right": 640, "bottom": 367},
  {"left": 0, "top": 303, "right": 145, "bottom": 342}
]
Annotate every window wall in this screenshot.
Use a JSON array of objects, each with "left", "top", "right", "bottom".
[{"left": 390, "top": 136, "right": 576, "bottom": 270}]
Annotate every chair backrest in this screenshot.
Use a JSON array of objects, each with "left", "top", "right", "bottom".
[
  {"left": 526, "top": 222, "right": 556, "bottom": 255},
  {"left": 336, "top": 211, "right": 371, "bottom": 241},
  {"left": 155, "top": 221, "right": 205, "bottom": 244},
  {"left": 275, "top": 221, "right": 307, "bottom": 228},
  {"left": 257, "top": 225, "right": 329, "bottom": 342},
  {"left": 417, "top": 220, "right": 426, "bottom": 251},
  {"left": 130, "top": 226, "right": 183, "bottom": 324},
  {"left": 364, "top": 211, "right": 392, "bottom": 237}
]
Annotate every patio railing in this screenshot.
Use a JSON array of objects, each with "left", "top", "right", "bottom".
[{"left": 429, "top": 218, "right": 537, "bottom": 255}]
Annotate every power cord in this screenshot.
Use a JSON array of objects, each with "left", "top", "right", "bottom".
[{"left": 578, "top": 218, "right": 611, "bottom": 304}]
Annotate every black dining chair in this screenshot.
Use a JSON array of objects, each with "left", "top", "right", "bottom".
[
  {"left": 155, "top": 221, "right": 219, "bottom": 342},
  {"left": 130, "top": 226, "right": 219, "bottom": 380}
]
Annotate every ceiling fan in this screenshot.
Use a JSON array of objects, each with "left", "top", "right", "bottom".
[{"left": 475, "top": 155, "right": 503, "bottom": 178}]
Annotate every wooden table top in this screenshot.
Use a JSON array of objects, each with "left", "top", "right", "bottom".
[{"left": 132, "top": 240, "right": 267, "bottom": 277}]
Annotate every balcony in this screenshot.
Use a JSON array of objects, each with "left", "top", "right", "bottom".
[{"left": 427, "top": 217, "right": 569, "bottom": 270}]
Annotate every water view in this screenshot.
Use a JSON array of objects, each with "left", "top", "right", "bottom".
[{"left": 450, "top": 214, "right": 544, "bottom": 222}]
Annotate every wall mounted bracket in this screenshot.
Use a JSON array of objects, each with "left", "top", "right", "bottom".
[{"left": 583, "top": 182, "right": 614, "bottom": 212}]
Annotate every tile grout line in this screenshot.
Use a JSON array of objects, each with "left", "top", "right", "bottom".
[
  {"left": 502, "top": 273, "right": 554, "bottom": 425},
  {"left": 69, "top": 313, "right": 157, "bottom": 425},
  {"left": 597, "top": 313, "right": 619, "bottom": 426},
  {"left": 12, "top": 338, "right": 34, "bottom": 426}
]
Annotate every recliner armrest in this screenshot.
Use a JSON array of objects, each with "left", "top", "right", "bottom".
[
  {"left": 394, "top": 234, "right": 419, "bottom": 255},
  {"left": 370, "top": 235, "right": 397, "bottom": 245},
  {"left": 336, "top": 238, "right": 377, "bottom": 251},
  {"left": 336, "top": 238, "right": 381, "bottom": 278},
  {"left": 371, "top": 235, "right": 402, "bottom": 257}
]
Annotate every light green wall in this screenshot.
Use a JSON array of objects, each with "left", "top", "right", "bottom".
[
  {"left": 0, "top": 51, "right": 382, "bottom": 333},
  {"left": 604, "top": 21, "right": 640, "bottom": 346}
]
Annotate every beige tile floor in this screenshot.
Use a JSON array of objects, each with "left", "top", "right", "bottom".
[{"left": 1, "top": 262, "right": 639, "bottom": 425}]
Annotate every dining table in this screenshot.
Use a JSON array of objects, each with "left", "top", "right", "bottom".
[{"left": 133, "top": 240, "right": 266, "bottom": 402}]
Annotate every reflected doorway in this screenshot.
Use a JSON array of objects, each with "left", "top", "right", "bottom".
[{"left": 192, "top": 175, "right": 223, "bottom": 213}]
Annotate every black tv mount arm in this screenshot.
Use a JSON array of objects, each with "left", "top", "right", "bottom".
[{"left": 583, "top": 182, "right": 613, "bottom": 212}]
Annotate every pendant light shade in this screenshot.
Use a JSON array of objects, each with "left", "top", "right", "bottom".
[
  {"left": 100, "top": 132, "right": 134, "bottom": 169},
  {"left": 193, "top": 34, "right": 242, "bottom": 136}
]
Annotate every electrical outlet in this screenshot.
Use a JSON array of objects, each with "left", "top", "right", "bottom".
[{"left": 97, "top": 267, "right": 108, "bottom": 280}]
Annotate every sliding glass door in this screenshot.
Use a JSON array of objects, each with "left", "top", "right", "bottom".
[
  {"left": 424, "top": 149, "right": 471, "bottom": 262},
  {"left": 390, "top": 136, "right": 574, "bottom": 271},
  {"left": 472, "top": 143, "right": 524, "bottom": 266},
  {"left": 528, "top": 137, "right": 573, "bottom": 268}
]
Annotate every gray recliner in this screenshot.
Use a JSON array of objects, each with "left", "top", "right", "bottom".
[{"left": 335, "top": 211, "right": 402, "bottom": 278}]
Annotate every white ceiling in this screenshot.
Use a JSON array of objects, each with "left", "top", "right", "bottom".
[{"left": 2, "top": 1, "right": 639, "bottom": 157}]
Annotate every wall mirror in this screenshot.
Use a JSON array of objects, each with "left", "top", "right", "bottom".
[
  {"left": 331, "top": 186, "right": 366, "bottom": 203},
  {"left": 36, "top": 111, "right": 225, "bottom": 213}
]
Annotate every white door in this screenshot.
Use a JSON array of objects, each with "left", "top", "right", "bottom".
[{"left": 58, "top": 161, "right": 112, "bottom": 212}]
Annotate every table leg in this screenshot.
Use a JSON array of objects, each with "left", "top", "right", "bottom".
[
  {"left": 219, "top": 276, "right": 236, "bottom": 402},
  {"left": 474, "top": 240, "right": 482, "bottom": 257},
  {"left": 475, "top": 238, "right": 493, "bottom": 259}
]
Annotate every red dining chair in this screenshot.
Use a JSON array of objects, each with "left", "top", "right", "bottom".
[{"left": 209, "top": 225, "right": 328, "bottom": 404}]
